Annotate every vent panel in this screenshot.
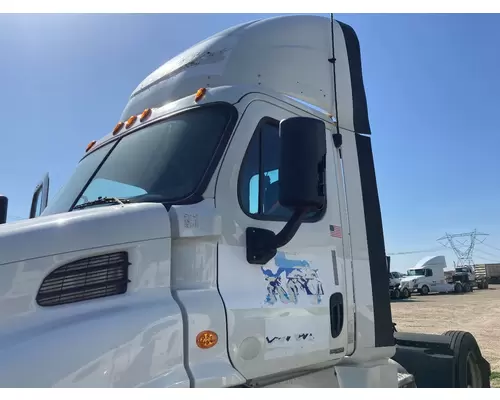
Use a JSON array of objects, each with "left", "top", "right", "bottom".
[{"left": 37, "top": 252, "right": 130, "bottom": 307}]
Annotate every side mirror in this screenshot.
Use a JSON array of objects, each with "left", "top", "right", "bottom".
[
  {"left": 0, "top": 195, "right": 8, "bottom": 225},
  {"left": 246, "top": 117, "right": 327, "bottom": 265},
  {"left": 29, "top": 173, "right": 50, "bottom": 219},
  {"left": 279, "top": 117, "right": 326, "bottom": 211}
]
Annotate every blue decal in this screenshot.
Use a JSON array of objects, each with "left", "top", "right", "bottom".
[{"left": 261, "top": 252, "right": 324, "bottom": 305}]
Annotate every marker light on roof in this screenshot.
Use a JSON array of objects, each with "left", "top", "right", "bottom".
[
  {"left": 86, "top": 140, "right": 97, "bottom": 152},
  {"left": 125, "top": 115, "right": 137, "bottom": 129},
  {"left": 194, "top": 88, "right": 207, "bottom": 102},
  {"left": 113, "top": 122, "right": 124, "bottom": 135},
  {"left": 140, "top": 108, "right": 152, "bottom": 122}
]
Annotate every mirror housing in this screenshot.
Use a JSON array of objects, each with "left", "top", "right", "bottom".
[
  {"left": 29, "top": 173, "right": 50, "bottom": 219},
  {"left": 246, "top": 117, "right": 327, "bottom": 265},
  {"left": 0, "top": 195, "right": 8, "bottom": 225},
  {"left": 279, "top": 117, "right": 326, "bottom": 211}
]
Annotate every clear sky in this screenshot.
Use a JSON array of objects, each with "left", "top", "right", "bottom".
[{"left": 1, "top": 13, "right": 499, "bottom": 271}]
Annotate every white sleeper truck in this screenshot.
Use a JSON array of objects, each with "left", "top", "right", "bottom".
[
  {"left": 0, "top": 15, "right": 490, "bottom": 388},
  {"left": 400, "top": 256, "right": 474, "bottom": 295}
]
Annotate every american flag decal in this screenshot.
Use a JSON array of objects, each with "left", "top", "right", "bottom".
[{"left": 329, "top": 225, "right": 342, "bottom": 239}]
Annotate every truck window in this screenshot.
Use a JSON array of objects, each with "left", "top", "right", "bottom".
[
  {"left": 407, "top": 269, "right": 425, "bottom": 276},
  {"left": 32, "top": 189, "right": 44, "bottom": 218},
  {"left": 78, "top": 179, "right": 147, "bottom": 204},
  {"left": 425, "top": 269, "right": 433, "bottom": 277},
  {"left": 238, "top": 118, "right": 324, "bottom": 221},
  {"left": 42, "top": 104, "right": 236, "bottom": 216}
]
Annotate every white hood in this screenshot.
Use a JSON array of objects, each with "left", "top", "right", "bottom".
[
  {"left": 0, "top": 203, "right": 171, "bottom": 265},
  {"left": 400, "top": 275, "right": 421, "bottom": 283}
]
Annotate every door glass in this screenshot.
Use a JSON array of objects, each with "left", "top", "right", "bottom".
[{"left": 239, "top": 120, "right": 322, "bottom": 221}]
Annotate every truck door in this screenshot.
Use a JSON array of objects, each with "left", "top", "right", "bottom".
[
  {"left": 29, "top": 173, "right": 49, "bottom": 218},
  {"left": 215, "top": 99, "right": 348, "bottom": 380},
  {"left": 426, "top": 268, "right": 437, "bottom": 287}
]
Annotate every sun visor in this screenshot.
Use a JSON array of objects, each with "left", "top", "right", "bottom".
[{"left": 121, "top": 15, "right": 371, "bottom": 135}]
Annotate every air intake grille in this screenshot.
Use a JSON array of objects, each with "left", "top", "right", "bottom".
[{"left": 36, "top": 252, "right": 130, "bottom": 307}]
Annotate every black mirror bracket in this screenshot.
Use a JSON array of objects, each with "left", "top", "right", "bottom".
[
  {"left": 333, "top": 133, "right": 342, "bottom": 149},
  {"left": 0, "top": 195, "right": 8, "bottom": 225},
  {"left": 246, "top": 208, "right": 308, "bottom": 265}
]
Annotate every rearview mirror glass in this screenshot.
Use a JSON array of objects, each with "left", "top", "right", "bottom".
[{"left": 278, "top": 117, "right": 326, "bottom": 211}]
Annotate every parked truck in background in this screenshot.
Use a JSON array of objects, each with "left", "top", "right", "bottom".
[
  {"left": 451, "top": 265, "right": 489, "bottom": 290},
  {"left": 475, "top": 263, "right": 500, "bottom": 287},
  {"left": 0, "top": 15, "right": 490, "bottom": 388},
  {"left": 386, "top": 256, "right": 410, "bottom": 300},
  {"left": 443, "top": 265, "right": 489, "bottom": 290},
  {"left": 399, "top": 256, "right": 475, "bottom": 295}
]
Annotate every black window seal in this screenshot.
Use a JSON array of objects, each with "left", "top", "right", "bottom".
[{"left": 237, "top": 116, "right": 326, "bottom": 223}]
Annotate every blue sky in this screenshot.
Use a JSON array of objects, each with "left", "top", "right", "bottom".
[{"left": 1, "top": 13, "right": 499, "bottom": 271}]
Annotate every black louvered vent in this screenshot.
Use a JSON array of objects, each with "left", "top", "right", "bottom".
[{"left": 36, "top": 252, "right": 130, "bottom": 307}]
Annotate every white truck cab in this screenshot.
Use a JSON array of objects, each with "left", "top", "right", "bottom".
[
  {"left": 403, "top": 259, "right": 445, "bottom": 295},
  {"left": 0, "top": 15, "right": 490, "bottom": 388},
  {"left": 400, "top": 255, "right": 474, "bottom": 295}
]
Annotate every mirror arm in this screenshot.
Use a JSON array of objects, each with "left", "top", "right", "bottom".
[
  {"left": 274, "top": 208, "right": 308, "bottom": 248},
  {"left": 246, "top": 208, "right": 309, "bottom": 265}
]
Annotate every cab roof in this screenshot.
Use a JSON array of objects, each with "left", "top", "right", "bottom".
[{"left": 119, "top": 14, "right": 371, "bottom": 136}]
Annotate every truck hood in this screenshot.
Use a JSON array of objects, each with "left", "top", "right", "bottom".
[
  {"left": 400, "top": 276, "right": 421, "bottom": 283},
  {"left": 0, "top": 203, "right": 171, "bottom": 265}
]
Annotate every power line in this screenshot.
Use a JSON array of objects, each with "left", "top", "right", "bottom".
[
  {"left": 387, "top": 247, "right": 443, "bottom": 256},
  {"left": 475, "top": 255, "right": 500, "bottom": 263},
  {"left": 482, "top": 242, "right": 500, "bottom": 253},
  {"left": 475, "top": 247, "right": 500, "bottom": 259}
]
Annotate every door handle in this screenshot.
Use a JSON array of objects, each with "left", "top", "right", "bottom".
[{"left": 330, "top": 292, "right": 344, "bottom": 339}]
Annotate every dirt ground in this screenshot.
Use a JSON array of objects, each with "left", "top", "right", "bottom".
[{"left": 391, "top": 284, "right": 500, "bottom": 386}]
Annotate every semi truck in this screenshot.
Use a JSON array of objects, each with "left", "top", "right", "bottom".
[
  {"left": 452, "top": 265, "right": 488, "bottom": 290},
  {"left": 387, "top": 256, "right": 410, "bottom": 299},
  {"left": 444, "top": 265, "right": 489, "bottom": 290},
  {"left": 400, "top": 256, "right": 476, "bottom": 295},
  {"left": 475, "top": 263, "right": 500, "bottom": 287},
  {"left": 0, "top": 15, "right": 490, "bottom": 388}
]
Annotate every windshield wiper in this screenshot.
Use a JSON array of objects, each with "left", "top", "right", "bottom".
[{"left": 73, "top": 196, "right": 131, "bottom": 211}]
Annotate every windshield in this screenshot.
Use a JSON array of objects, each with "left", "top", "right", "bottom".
[
  {"left": 455, "top": 267, "right": 468, "bottom": 273},
  {"left": 43, "top": 104, "right": 235, "bottom": 216},
  {"left": 407, "top": 269, "right": 425, "bottom": 276}
]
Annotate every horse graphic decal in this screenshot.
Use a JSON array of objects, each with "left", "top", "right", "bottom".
[{"left": 261, "top": 252, "right": 324, "bottom": 305}]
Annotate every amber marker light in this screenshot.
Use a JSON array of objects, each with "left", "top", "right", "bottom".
[
  {"left": 194, "top": 88, "right": 207, "bottom": 102},
  {"left": 196, "top": 330, "right": 218, "bottom": 349},
  {"left": 85, "top": 140, "right": 97, "bottom": 152},
  {"left": 113, "top": 122, "right": 124, "bottom": 135},
  {"left": 140, "top": 108, "right": 152, "bottom": 122},
  {"left": 125, "top": 115, "right": 137, "bottom": 129}
]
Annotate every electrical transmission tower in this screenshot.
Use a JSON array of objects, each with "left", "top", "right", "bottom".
[{"left": 437, "top": 230, "right": 488, "bottom": 268}]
